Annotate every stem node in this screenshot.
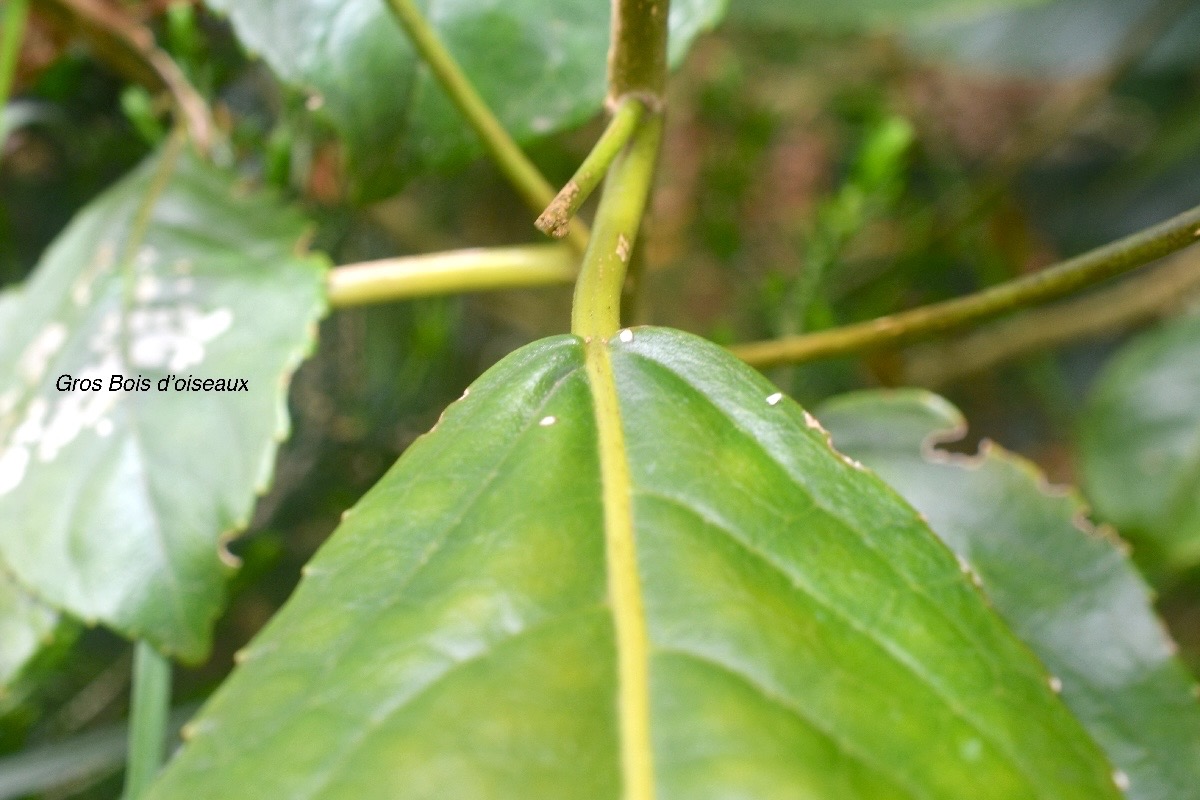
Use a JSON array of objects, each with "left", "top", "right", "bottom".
[{"left": 536, "top": 97, "right": 646, "bottom": 240}]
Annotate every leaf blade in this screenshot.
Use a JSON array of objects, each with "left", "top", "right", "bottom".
[
  {"left": 617, "top": 331, "right": 1117, "bottom": 798},
  {"left": 0, "top": 144, "right": 326, "bottom": 660},
  {"left": 155, "top": 336, "right": 621, "bottom": 797},
  {"left": 1078, "top": 312, "right": 1200, "bottom": 576},
  {"left": 0, "top": 573, "right": 58, "bottom": 689},
  {"left": 147, "top": 328, "right": 1120, "bottom": 799},
  {"left": 818, "top": 389, "right": 1200, "bottom": 800}
]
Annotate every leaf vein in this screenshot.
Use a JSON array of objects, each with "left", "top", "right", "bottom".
[
  {"left": 637, "top": 488, "right": 1046, "bottom": 796},
  {"left": 655, "top": 647, "right": 928, "bottom": 800}
]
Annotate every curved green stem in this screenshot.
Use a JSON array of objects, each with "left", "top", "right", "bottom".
[
  {"left": 903, "top": 248, "right": 1200, "bottom": 386},
  {"left": 537, "top": 97, "right": 646, "bottom": 239},
  {"left": 0, "top": 0, "right": 29, "bottom": 147},
  {"left": 122, "top": 642, "right": 171, "bottom": 799},
  {"left": 731, "top": 202, "right": 1200, "bottom": 368},
  {"left": 571, "top": 113, "right": 664, "bottom": 339},
  {"left": 383, "top": 0, "right": 587, "bottom": 250},
  {"left": 327, "top": 244, "right": 576, "bottom": 308}
]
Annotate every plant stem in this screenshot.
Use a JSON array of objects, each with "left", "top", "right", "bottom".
[
  {"left": 607, "top": 0, "right": 669, "bottom": 108},
  {"left": 903, "top": 247, "right": 1200, "bottom": 386},
  {"left": 0, "top": 0, "right": 29, "bottom": 147},
  {"left": 731, "top": 202, "right": 1200, "bottom": 368},
  {"left": 383, "top": 0, "right": 588, "bottom": 250},
  {"left": 327, "top": 244, "right": 576, "bottom": 308},
  {"left": 571, "top": 113, "right": 664, "bottom": 339},
  {"left": 578, "top": 12, "right": 667, "bottom": 790},
  {"left": 571, "top": 8, "right": 668, "bottom": 800},
  {"left": 622, "top": 228, "right": 649, "bottom": 325},
  {"left": 122, "top": 642, "right": 171, "bottom": 800},
  {"left": 536, "top": 97, "right": 645, "bottom": 239}
]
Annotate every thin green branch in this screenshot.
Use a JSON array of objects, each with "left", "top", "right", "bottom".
[
  {"left": 903, "top": 248, "right": 1200, "bottom": 387},
  {"left": 607, "top": 0, "right": 669, "bottom": 108},
  {"left": 122, "top": 642, "right": 171, "bottom": 800},
  {"left": 383, "top": 0, "right": 587, "bottom": 250},
  {"left": 572, "top": 113, "right": 664, "bottom": 339},
  {"left": 327, "top": 244, "right": 576, "bottom": 308},
  {"left": 536, "top": 97, "right": 645, "bottom": 239},
  {"left": 0, "top": 0, "right": 29, "bottom": 147},
  {"left": 731, "top": 202, "right": 1200, "bottom": 368}
]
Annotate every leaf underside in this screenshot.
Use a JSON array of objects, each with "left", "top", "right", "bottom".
[
  {"left": 203, "top": 0, "right": 727, "bottom": 199},
  {"left": 818, "top": 389, "right": 1200, "bottom": 800},
  {"left": 0, "top": 144, "right": 327, "bottom": 661},
  {"left": 149, "top": 328, "right": 1118, "bottom": 799},
  {"left": 0, "top": 571, "right": 58, "bottom": 689},
  {"left": 0, "top": 292, "right": 60, "bottom": 689}
]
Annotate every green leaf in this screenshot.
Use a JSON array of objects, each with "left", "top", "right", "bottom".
[
  {"left": 0, "top": 140, "right": 327, "bottom": 662},
  {"left": 148, "top": 328, "right": 1118, "bottom": 799},
  {"left": 0, "top": 574, "right": 57, "bottom": 690},
  {"left": 817, "top": 389, "right": 1200, "bottom": 800},
  {"left": 906, "top": 0, "right": 1200, "bottom": 78},
  {"left": 204, "top": 0, "right": 726, "bottom": 200},
  {"left": 1079, "top": 312, "right": 1200, "bottom": 576},
  {"left": 729, "top": 0, "right": 1050, "bottom": 31},
  {"left": 0, "top": 293, "right": 62, "bottom": 693}
]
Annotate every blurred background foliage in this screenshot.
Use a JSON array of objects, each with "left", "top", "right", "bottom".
[{"left": 3, "top": 0, "right": 1200, "bottom": 795}]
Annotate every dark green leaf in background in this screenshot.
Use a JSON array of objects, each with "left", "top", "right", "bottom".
[
  {"left": 907, "top": 0, "right": 1200, "bottom": 77},
  {"left": 729, "top": 0, "right": 1051, "bottom": 32},
  {"left": 0, "top": 142, "right": 327, "bottom": 662},
  {"left": 203, "top": 0, "right": 727, "bottom": 200},
  {"left": 148, "top": 328, "right": 1119, "bottom": 799},
  {"left": 1079, "top": 311, "right": 1200, "bottom": 578},
  {"left": 818, "top": 389, "right": 1200, "bottom": 800}
]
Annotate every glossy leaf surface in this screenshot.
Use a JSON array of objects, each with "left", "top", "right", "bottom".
[
  {"left": 204, "top": 0, "right": 726, "bottom": 199},
  {"left": 818, "top": 389, "right": 1200, "bottom": 800},
  {"left": 0, "top": 143, "right": 326, "bottom": 661},
  {"left": 150, "top": 328, "right": 1118, "bottom": 799},
  {"left": 1079, "top": 312, "right": 1200, "bottom": 575}
]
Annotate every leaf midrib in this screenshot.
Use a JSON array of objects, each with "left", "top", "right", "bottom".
[
  {"left": 586, "top": 337, "right": 654, "bottom": 800},
  {"left": 617, "top": 346, "right": 1075, "bottom": 798}
]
